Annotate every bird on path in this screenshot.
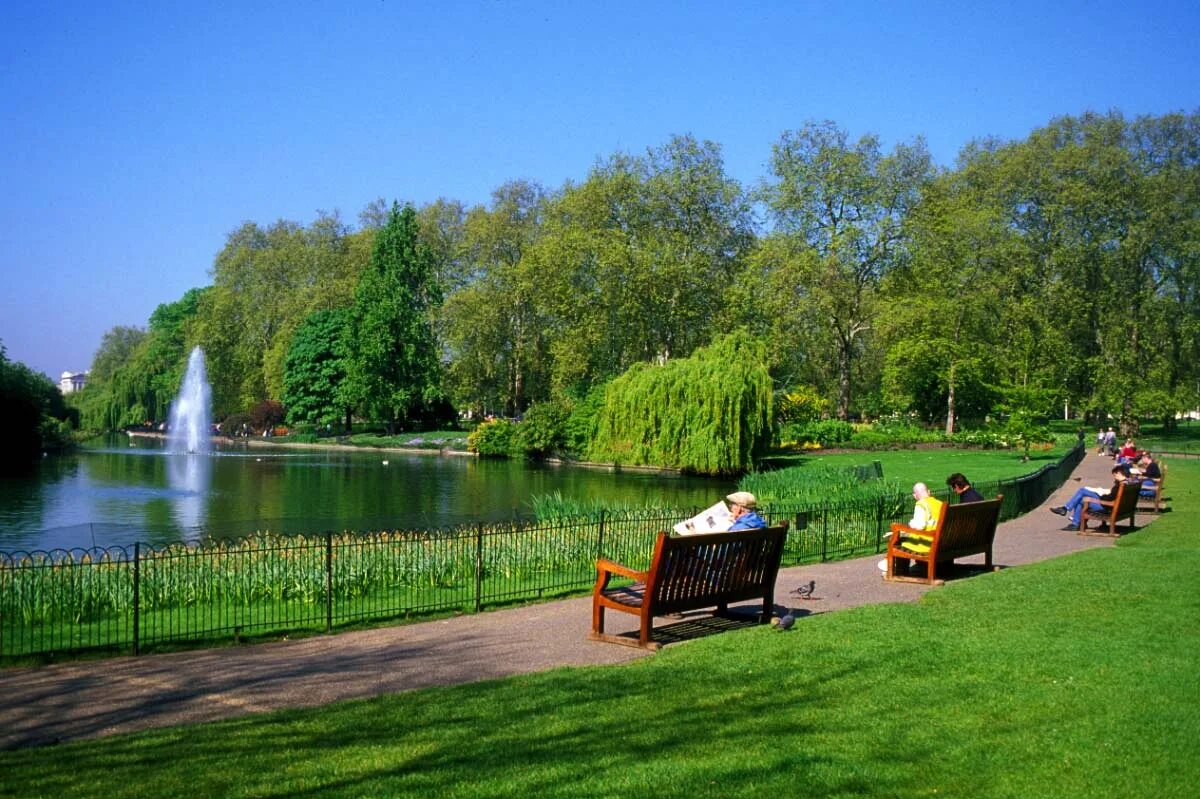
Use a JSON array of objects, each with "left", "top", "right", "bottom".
[{"left": 791, "top": 580, "right": 817, "bottom": 600}]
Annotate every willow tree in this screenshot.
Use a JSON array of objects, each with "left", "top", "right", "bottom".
[{"left": 588, "top": 332, "right": 772, "bottom": 475}]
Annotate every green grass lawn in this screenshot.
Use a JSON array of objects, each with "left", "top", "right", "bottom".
[
  {"left": 777, "top": 444, "right": 1073, "bottom": 488},
  {"left": 2, "top": 458, "right": 1194, "bottom": 798}
]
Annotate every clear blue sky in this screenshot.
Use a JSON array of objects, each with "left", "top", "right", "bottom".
[{"left": 2, "top": 0, "right": 1197, "bottom": 381}]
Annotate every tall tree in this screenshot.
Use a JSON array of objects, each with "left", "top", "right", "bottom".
[
  {"left": 282, "top": 308, "right": 350, "bottom": 428},
  {"left": 341, "top": 203, "right": 443, "bottom": 432},
  {"left": 762, "top": 121, "right": 933, "bottom": 419}
]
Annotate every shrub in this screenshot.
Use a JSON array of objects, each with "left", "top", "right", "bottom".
[
  {"left": 468, "top": 418, "right": 520, "bottom": 457},
  {"left": 516, "top": 402, "right": 569, "bottom": 459},
  {"left": 563, "top": 384, "right": 607, "bottom": 456},
  {"left": 783, "top": 419, "right": 853, "bottom": 448},
  {"left": 250, "top": 400, "right": 286, "bottom": 431},
  {"left": 219, "top": 413, "right": 253, "bottom": 437}
]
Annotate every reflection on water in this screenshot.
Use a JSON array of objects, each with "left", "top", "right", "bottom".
[
  {"left": 0, "top": 435, "right": 731, "bottom": 552},
  {"left": 166, "top": 452, "right": 212, "bottom": 541}
]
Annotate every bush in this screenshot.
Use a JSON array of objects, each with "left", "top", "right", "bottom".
[
  {"left": 250, "top": 400, "right": 285, "bottom": 432},
  {"left": 468, "top": 418, "right": 520, "bottom": 457},
  {"left": 563, "top": 384, "right": 607, "bottom": 456},
  {"left": 219, "top": 413, "right": 253, "bottom": 437},
  {"left": 516, "top": 402, "right": 569, "bottom": 459},
  {"left": 783, "top": 419, "right": 853, "bottom": 448}
]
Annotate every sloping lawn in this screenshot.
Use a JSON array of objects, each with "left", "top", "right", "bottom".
[{"left": 1, "top": 461, "right": 1196, "bottom": 798}]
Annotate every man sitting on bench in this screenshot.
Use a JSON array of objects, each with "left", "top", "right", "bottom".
[{"left": 1050, "top": 465, "right": 1127, "bottom": 530}]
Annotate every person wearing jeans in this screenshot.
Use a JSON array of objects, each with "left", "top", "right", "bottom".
[{"left": 1050, "top": 466, "right": 1126, "bottom": 529}]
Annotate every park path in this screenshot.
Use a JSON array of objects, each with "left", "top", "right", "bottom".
[{"left": 0, "top": 450, "right": 1134, "bottom": 750}]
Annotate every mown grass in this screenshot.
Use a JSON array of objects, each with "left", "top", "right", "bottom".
[{"left": 1, "top": 460, "right": 1194, "bottom": 798}]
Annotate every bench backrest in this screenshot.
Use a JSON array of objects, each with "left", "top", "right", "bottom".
[
  {"left": 647, "top": 523, "right": 789, "bottom": 611},
  {"left": 1110, "top": 480, "right": 1142, "bottom": 520},
  {"left": 933, "top": 495, "right": 1003, "bottom": 556}
]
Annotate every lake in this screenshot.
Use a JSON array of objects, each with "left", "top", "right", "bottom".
[{"left": 0, "top": 435, "right": 730, "bottom": 552}]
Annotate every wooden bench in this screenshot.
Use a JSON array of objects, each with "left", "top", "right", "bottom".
[
  {"left": 1137, "top": 462, "right": 1167, "bottom": 513},
  {"left": 885, "top": 496, "right": 1003, "bottom": 585},
  {"left": 590, "top": 522, "right": 789, "bottom": 650},
  {"left": 1079, "top": 480, "right": 1141, "bottom": 536}
]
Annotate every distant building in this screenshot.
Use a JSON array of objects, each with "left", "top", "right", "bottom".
[{"left": 60, "top": 371, "right": 88, "bottom": 394}]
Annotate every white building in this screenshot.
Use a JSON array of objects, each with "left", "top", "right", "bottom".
[{"left": 59, "top": 371, "right": 88, "bottom": 394}]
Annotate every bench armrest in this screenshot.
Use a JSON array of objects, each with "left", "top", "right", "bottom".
[
  {"left": 888, "top": 523, "right": 933, "bottom": 540},
  {"left": 593, "top": 558, "right": 648, "bottom": 592}
]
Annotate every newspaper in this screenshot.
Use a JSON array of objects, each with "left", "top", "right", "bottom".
[{"left": 673, "top": 501, "right": 732, "bottom": 536}]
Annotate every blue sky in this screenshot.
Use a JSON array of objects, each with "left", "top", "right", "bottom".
[{"left": 2, "top": 1, "right": 1197, "bottom": 380}]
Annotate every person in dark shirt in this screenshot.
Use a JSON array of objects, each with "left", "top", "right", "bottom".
[
  {"left": 1050, "top": 465, "right": 1127, "bottom": 529},
  {"left": 946, "top": 473, "right": 985, "bottom": 503}
]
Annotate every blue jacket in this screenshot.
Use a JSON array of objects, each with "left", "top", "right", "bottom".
[{"left": 728, "top": 510, "right": 767, "bottom": 531}]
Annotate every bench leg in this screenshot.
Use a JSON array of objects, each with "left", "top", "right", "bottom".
[
  {"left": 639, "top": 612, "right": 653, "bottom": 648},
  {"left": 593, "top": 603, "right": 605, "bottom": 636}
]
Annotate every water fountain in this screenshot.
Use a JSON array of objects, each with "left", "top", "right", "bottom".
[
  {"left": 166, "top": 346, "right": 213, "bottom": 536},
  {"left": 167, "top": 347, "right": 213, "bottom": 455}
]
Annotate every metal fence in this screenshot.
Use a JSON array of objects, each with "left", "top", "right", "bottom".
[{"left": 0, "top": 444, "right": 1084, "bottom": 661}]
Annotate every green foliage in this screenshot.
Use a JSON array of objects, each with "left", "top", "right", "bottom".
[
  {"left": 781, "top": 419, "right": 853, "bottom": 448},
  {"left": 341, "top": 203, "right": 444, "bottom": 432},
  {"left": 0, "top": 343, "right": 75, "bottom": 469},
  {"left": 514, "top": 401, "right": 569, "bottom": 458},
  {"left": 775, "top": 387, "right": 830, "bottom": 424},
  {"left": 79, "top": 288, "right": 206, "bottom": 431},
  {"left": 467, "top": 418, "right": 520, "bottom": 457},
  {"left": 562, "top": 383, "right": 607, "bottom": 456},
  {"left": 283, "top": 308, "right": 350, "bottom": 426},
  {"left": 588, "top": 332, "right": 773, "bottom": 475}
]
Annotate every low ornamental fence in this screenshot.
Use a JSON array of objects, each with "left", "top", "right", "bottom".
[{"left": 1, "top": 444, "right": 1084, "bottom": 661}]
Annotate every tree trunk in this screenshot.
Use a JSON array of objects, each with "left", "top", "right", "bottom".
[
  {"left": 837, "top": 341, "right": 852, "bottom": 421},
  {"left": 944, "top": 360, "right": 957, "bottom": 436}
]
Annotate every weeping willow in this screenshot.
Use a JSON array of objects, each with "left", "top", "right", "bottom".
[{"left": 588, "top": 332, "right": 773, "bottom": 475}]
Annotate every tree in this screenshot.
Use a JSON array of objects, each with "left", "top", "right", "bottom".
[
  {"left": 89, "top": 326, "right": 146, "bottom": 384},
  {"left": 440, "top": 181, "right": 548, "bottom": 416},
  {"left": 282, "top": 308, "right": 351, "bottom": 427},
  {"left": 763, "top": 121, "right": 933, "bottom": 419},
  {"left": 588, "top": 332, "right": 773, "bottom": 475},
  {"left": 0, "top": 343, "right": 74, "bottom": 471},
  {"left": 341, "top": 203, "right": 443, "bottom": 432}
]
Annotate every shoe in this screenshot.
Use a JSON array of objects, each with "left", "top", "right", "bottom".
[
  {"left": 1061, "top": 524, "right": 1078, "bottom": 531},
  {"left": 1050, "top": 506, "right": 1068, "bottom": 517}
]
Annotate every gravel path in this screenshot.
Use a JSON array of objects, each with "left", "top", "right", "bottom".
[{"left": 0, "top": 451, "right": 1137, "bottom": 750}]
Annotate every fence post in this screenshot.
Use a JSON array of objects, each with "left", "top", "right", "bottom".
[
  {"left": 875, "top": 497, "right": 885, "bottom": 553},
  {"left": 132, "top": 542, "right": 140, "bottom": 656},
  {"left": 325, "top": 532, "right": 333, "bottom": 632},
  {"left": 474, "top": 523, "right": 484, "bottom": 613},
  {"left": 596, "top": 509, "right": 607, "bottom": 560},
  {"left": 821, "top": 502, "right": 828, "bottom": 562}
]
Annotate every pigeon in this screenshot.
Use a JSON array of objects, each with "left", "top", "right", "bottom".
[
  {"left": 772, "top": 613, "right": 796, "bottom": 631},
  {"left": 791, "top": 580, "right": 817, "bottom": 600}
]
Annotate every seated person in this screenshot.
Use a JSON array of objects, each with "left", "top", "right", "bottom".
[
  {"left": 726, "top": 491, "right": 767, "bottom": 531},
  {"left": 889, "top": 483, "right": 944, "bottom": 547},
  {"left": 1049, "top": 465, "right": 1129, "bottom": 529},
  {"left": 1135, "top": 452, "right": 1161, "bottom": 496},
  {"left": 1118, "top": 439, "right": 1138, "bottom": 463},
  {"left": 946, "top": 472, "right": 985, "bottom": 503}
]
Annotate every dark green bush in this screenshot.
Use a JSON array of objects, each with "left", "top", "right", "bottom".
[{"left": 516, "top": 402, "right": 569, "bottom": 458}]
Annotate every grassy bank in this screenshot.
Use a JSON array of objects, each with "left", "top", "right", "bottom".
[{"left": 1, "top": 461, "right": 1194, "bottom": 797}]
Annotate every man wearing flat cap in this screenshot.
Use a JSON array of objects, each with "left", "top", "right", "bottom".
[{"left": 726, "top": 491, "right": 767, "bottom": 530}]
